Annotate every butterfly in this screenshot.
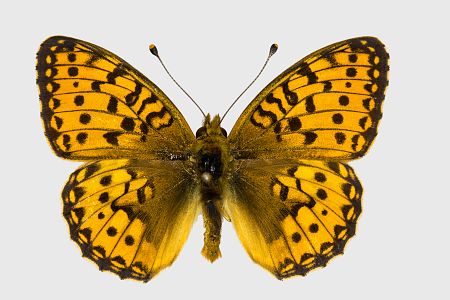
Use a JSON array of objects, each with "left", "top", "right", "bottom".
[{"left": 36, "top": 36, "right": 389, "bottom": 282}]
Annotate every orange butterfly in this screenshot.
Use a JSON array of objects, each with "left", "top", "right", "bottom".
[{"left": 37, "top": 36, "right": 389, "bottom": 281}]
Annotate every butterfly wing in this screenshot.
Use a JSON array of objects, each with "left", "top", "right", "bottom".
[
  {"left": 63, "top": 159, "right": 200, "bottom": 281},
  {"left": 225, "top": 37, "right": 388, "bottom": 278},
  {"left": 228, "top": 37, "right": 389, "bottom": 160},
  {"left": 37, "top": 36, "right": 195, "bottom": 160},
  {"left": 224, "top": 159, "right": 362, "bottom": 278},
  {"left": 37, "top": 36, "right": 200, "bottom": 281}
]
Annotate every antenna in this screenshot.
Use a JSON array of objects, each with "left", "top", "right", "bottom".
[
  {"left": 149, "top": 44, "right": 206, "bottom": 117},
  {"left": 220, "top": 43, "right": 278, "bottom": 123}
]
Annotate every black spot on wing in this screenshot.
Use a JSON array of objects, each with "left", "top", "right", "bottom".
[
  {"left": 339, "top": 95, "right": 349, "bottom": 106},
  {"left": 125, "top": 235, "right": 135, "bottom": 246},
  {"left": 73, "top": 187, "right": 85, "bottom": 201},
  {"left": 120, "top": 117, "right": 136, "bottom": 132},
  {"left": 52, "top": 98, "right": 61, "bottom": 109},
  {"left": 137, "top": 187, "right": 146, "bottom": 204},
  {"left": 335, "top": 132, "right": 346, "bottom": 144},
  {"left": 359, "top": 117, "right": 368, "bottom": 129},
  {"left": 91, "top": 81, "right": 103, "bottom": 91},
  {"left": 74, "top": 95, "right": 84, "bottom": 106},
  {"left": 250, "top": 105, "right": 278, "bottom": 129},
  {"left": 292, "top": 232, "right": 301, "bottom": 243},
  {"left": 107, "top": 65, "right": 126, "bottom": 84},
  {"left": 62, "top": 134, "right": 71, "bottom": 150},
  {"left": 103, "top": 131, "right": 122, "bottom": 146},
  {"left": 137, "top": 94, "right": 158, "bottom": 115},
  {"left": 287, "top": 166, "right": 297, "bottom": 176},
  {"left": 305, "top": 96, "right": 316, "bottom": 113},
  {"left": 99, "top": 192, "right": 109, "bottom": 203},
  {"left": 309, "top": 223, "right": 319, "bottom": 233},
  {"left": 274, "top": 122, "right": 282, "bottom": 134},
  {"left": 314, "top": 172, "right": 326, "bottom": 182},
  {"left": 84, "top": 163, "right": 100, "bottom": 178},
  {"left": 79, "top": 113, "right": 91, "bottom": 124},
  {"left": 346, "top": 68, "right": 357, "bottom": 77},
  {"left": 107, "top": 96, "right": 118, "bottom": 113},
  {"left": 328, "top": 162, "right": 340, "bottom": 174},
  {"left": 280, "top": 185, "right": 288, "bottom": 201},
  {"left": 303, "top": 131, "right": 318, "bottom": 145},
  {"left": 68, "top": 67, "right": 78, "bottom": 77},
  {"left": 323, "top": 81, "right": 332, "bottom": 92},
  {"left": 332, "top": 113, "right": 344, "bottom": 124},
  {"left": 266, "top": 93, "right": 286, "bottom": 114},
  {"left": 76, "top": 132, "right": 88, "bottom": 144},
  {"left": 145, "top": 107, "right": 173, "bottom": 129},
  {"left": 140, "top": 123, "right": 149, "bottom": 135},
  {"left": 54, "top": 116, "right": 63, "bottom": 129},
  {"left": 68, "top": 53, "right": 76, "bottom": 62},
  {"left": 297, "top": 62, "right": 318, "bottom": 84},
  {"left": 127, "top": 169, "right": 137, "bottom": 179},
  {"left": 125, "top": 82, "right": 143, "bottom": 106},
  {"left": 100, "top": 175, "right": 112, "bottom": 186},
  {"left": 288, "top": 117, "right": 302, "bottom": 131},
  {"left": 316, "top": 189, "right": 327, "bottom": 200},
  {"left": 282, "top": 82, "right": 299, "bottom": 105},
  {"left": 106, "top": 226, "right": 117, "bottom": 236},
  {"left": 342, "top": 183, "right": 352, "bottom": 198}
]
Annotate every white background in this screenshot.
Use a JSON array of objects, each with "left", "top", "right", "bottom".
[{"left": 1, "top": 0, "right": 449, "bottom": 299}]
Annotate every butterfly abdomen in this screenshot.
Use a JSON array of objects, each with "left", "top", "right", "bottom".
[{"left": 201, "top": 200, "right": 222, "bottom": 262}]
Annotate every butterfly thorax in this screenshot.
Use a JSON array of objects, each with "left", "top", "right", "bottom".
[{"left": 192, "top": 114, "right": 230, "bottom": 262}]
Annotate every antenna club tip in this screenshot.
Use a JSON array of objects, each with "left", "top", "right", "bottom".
[
  {"left": 149, "top": 44, "right": 159, "bottom": 57},
  {"left": 269, "top": 43, "right": 278, "bottom": 56}
]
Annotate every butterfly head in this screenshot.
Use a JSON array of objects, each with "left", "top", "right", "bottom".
[{"left": 195, "top": 114, "right": 228, "bottom": 139}]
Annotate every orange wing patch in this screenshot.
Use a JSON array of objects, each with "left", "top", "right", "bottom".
[
  {"left": 63, "top": 159, "right": 200, "bottom": 281},
  {"left": 229, "top": 37, "right": 389, "bottom": 160},
  {"left": 225, "top": 159, "right": 362, "bottom": 278},
  {"left": 37, "top": 36, "right": 194, "bottom": 160}
]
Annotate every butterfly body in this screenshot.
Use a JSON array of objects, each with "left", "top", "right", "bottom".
[
  {"left": 193, "top": 114, "right": 230, "bottom": 262},
  {"left": 37, "top": 36, "right": 389, "bottom": 281}
]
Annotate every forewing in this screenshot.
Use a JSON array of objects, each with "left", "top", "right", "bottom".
[
  {"left": 224, "top": 159, "right": 362, "bottom": 278},
  {"left": 63, "top": 159, "right": 199, "bottom": 281},
  {"left": 229, "top": 37, "right": 389, "bottom": 160},
  {"left": 37, "top": 36, "right": 195, "bottom": 160}
]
